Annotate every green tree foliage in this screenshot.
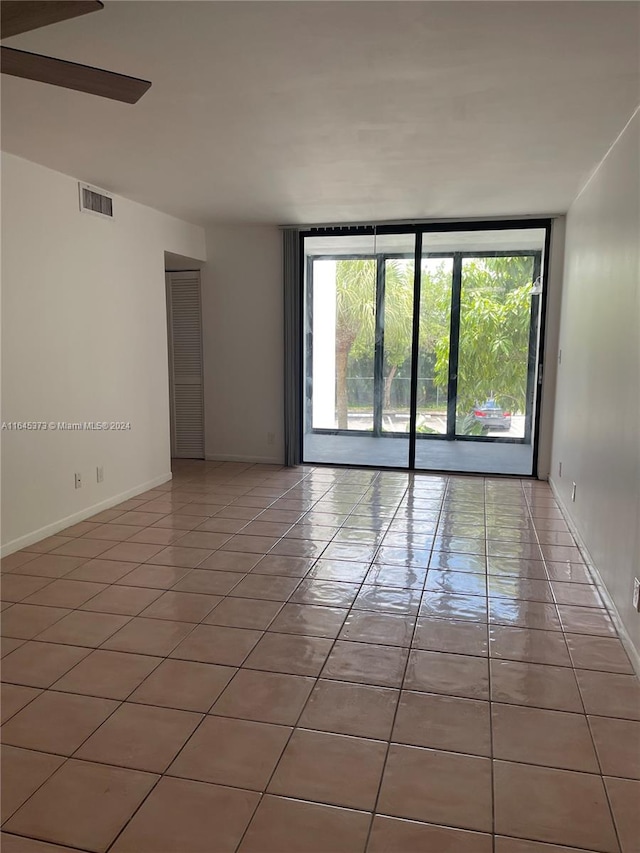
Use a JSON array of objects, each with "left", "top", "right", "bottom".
[
  {"left": 333, "top": 254, "right": 534, "bottom": 426},
  {"left": 335, "top": 260, "right": 375, "bottom": 428},
  {"left": 443, "top": 257, "right": 534, "bottom": 414}
]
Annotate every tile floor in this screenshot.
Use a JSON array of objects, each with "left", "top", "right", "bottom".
[{"left": 1, "top": 460, "right": 638, "bottom": 853}]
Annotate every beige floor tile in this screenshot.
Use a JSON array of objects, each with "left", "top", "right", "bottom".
[
  {"left": 1, "top": 746, "right": 64, "bottom": 821},
  {"left": 4, "top": 759, "right": 157, "bottom": 852},
  {"left": 393, "top": 691, "right": 491, "bottom": 756},
  {"left": 493, "top": 760, "right": 619, "bottom": 851},
  {"left": 229, "top": 574, "right": 301, "bottom": 601},
  {"left": 65, "top": 559, "right": 139, "bottom": 583},
  {"left": 170, "top": 624, "right": 262, "bottom": 665},
  {"left": 420, "top": 592, "right": 488, "bottom": 623},
  {"left": 1, "top": 642, "right": 91, "bottom": 687},
  {"left": 556, "top": 604, "right": 617, "bottom": 637},
  {"left": 1, "top": 690, "right": 118, "bottom": 754},
  {"left": 291, "top": 579, "right": 360, "bottom": 609},
  {"left": 82, "top": 523, "right": 142, "bottom": 541},
  {"left": 110, "top": 776, "right": 259, "bottom": 853},
  {"left": 173, "top": 568, "right": 245, "bottom": 595},
  {"left": 126, "top": 526, "right": 185, "bottom": 545},
  {"left": 145, "top": 545, "right": 214, "bottom": 568},
  {"left": 0, "top": 832, "right": 81, "bottom": 852},
  {"left": 23, "top": 579, "right": 107, "bottom": 609},
  {"left": 96, "top": 542, "right": 166, "bottom": 564},
  {"left": 404, "top": 649, "right": 489, "bottom": 699},
  {"left": 490, "top": 660, "right": 582, "bottom": 711},
  {"left": 130, "top": 658, "right": 235, "bottom": 711},
  {"left": 168, "top": 715, "right": 291, "bottom": 790},
  {"left": 52, "top": 649, "right": 162, "bottom": 699},
  {"left": 576, "top": 668, "right": 640, "bottom": 720},
  {"left": 35, "top": 611, "right": 131, "bottom": 647},
  {"left": 489, "top": 625, "right": 571, "bottom": 666},
  {"left": 589, "top": 715, "right": 640, "bottom": 779},
  {"left": 244, "top": 632, "right": 333, "bottom": 676},
  {"left": 1, "top": 683, "right": 42, "bottom": 723},
  {"left": 9, "top": 555, "right": 86, "bottom": 579},
  {"left": 268, "top": 728, "right": 386, "bottom": 809},
  {"left": 0, "top": 636, "right": 24, "bottom": 657},
  {"left": 50, "top": 539, "right": 113, "bottom": 559},
  {"left": 378, "top": 744, "right": 492, "bottom": 831},
  {"left": 212, "top": 669, "right": 315, "bottom": 725},
  {"left": 492, "top": 703, "right": 599, "bottom": 771},
  {"left": 115, "top": 563, "right": 191, "bottom": 589},
  {"left": 494, "top": 837, "right": 601, "bottom": 852},
  {"left": 412, "top": 617, "right": 488, "bottom": 656},
  {"left": 1, "top": 604, "right": 71, "bottom": 640},
  {"left": 1, "top": 575, "right": 55, "bottom": 602},
  {"left": 198, "top": 550, "right": 262, "bottom": 571},
  {"left": 604, "top": 776, "right": 640, "bottom": 853},
  {"left": 238, "top": 795, "right": 370, "bottom": 853},
  {"left": 368, "top": 815, "right": 492, "bottom": 853},
  {"left": 112, "top": 511, "right": 167, "bottom": 527},
  {"left": 354, "top": 585, "right": 422, "bottom": 615},
  {"left": 203, "top": 596, "right": 283, "bottom": 629},
  {"left": 138, "top": 590, "right": 221, "bottom": 622},
  {"left": 339, "top": 611, "right": 415, "bottom": 646},
  {"left": 252, "top": 554, "right": 315, "bottom": 577},
  {"left": 75, "top": 702, "right": 201, "bottom": 772},
  {"left": 172, "top": 530, "right": 233, "bottom": 550},
  {"left": 565, "top": 634, "right": 634, "bottom": 674},
  {"left": 489, "top": 599, "right": 562, "bottom": 631},
  {"left": 79, "top": 584, "right": 163, "bottom": 615},
  {"left": 268, "top": 603, "right": 347, "bottom": 638},
  {"left": 1, "top": 551, "right": 39, "bottom": 571},
  {"left": 101, "top": 616, "right": 193, "bottom": 656},
  {"left": 550, "top": 581, "right": 603, "bottom": 607},
  {"left": 299, "top": 679, "right": 399, "bottom": 739},
  {"left": 321, "top": 640, "right": 408, "bottom": 687}
]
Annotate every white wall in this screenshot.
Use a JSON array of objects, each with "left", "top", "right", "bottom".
[
  {"left": 1, "top": 153, "right": 206, "bottom": 554},
  {"left": 535, "top": 216, "right": 565, "bottom": 481},
  {"left": 550, "top": 110, "right": 640, "bottom": 656},
  {"left": 201, "top": 225, "right": 283, "bottom": 464}
]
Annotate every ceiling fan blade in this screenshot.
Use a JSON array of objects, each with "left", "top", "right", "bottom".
[
  {"left": 1, "top": 46, "right": 151, "bottom": 103},
  {"left": 1, "top": 1, "right": 103, "bottom": 39}
]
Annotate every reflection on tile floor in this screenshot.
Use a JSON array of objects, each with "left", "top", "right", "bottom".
[{"left": 1, "top": 460, "right": 638, "bottom": 852}]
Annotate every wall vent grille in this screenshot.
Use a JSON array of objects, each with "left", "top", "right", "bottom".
[{"left": 79, "top": 183, "right": 113, "bottom": 218}]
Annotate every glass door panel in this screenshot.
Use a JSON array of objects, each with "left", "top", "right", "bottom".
[
  {"left": 302, "top": 224, "right": 548, "bottom": 477},
  {"left": 413, "top": 227, "right": 546, "bottom": 476},
  {"left": 455, "top": 255, "right": 536, "bottom": 439},
  {"left": 303, "top": 232, "right": 413, "bottom": 468},
  {"left": 416, "top": 257, "right": 453, "bottom": 437}
]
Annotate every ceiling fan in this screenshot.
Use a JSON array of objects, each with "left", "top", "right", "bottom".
[{"left": 1, "top": 0, "right": 151, "bottom": 103}]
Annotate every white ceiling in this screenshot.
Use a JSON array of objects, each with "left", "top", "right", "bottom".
[{"left": 2, "top": 1, "right": 638, "bottom": 226}]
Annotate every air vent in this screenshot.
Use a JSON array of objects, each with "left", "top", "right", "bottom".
[{"left": 78, "top": 182, "right": 113, "bottom": 218}]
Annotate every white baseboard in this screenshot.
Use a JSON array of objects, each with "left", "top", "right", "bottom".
[
  {"left": 549, "top": 477, "right": 640, "bottom": 678},
  {"left": 1, "top": 472, "right": 173, "bottom": 558},
  {"left": 205, "top": 453, "right": 284, "bottom": 465}
]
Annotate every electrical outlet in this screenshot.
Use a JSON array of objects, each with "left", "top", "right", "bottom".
[
  {"left": 74, "top": 472, "right": 82, "bottom": 489},
  {"left": 558, "top": 461, "right": 562, "bottom": 477},
  {"left": 571, "top": 482, "right": 577, "bottom": 502},
  {"left": 96, "top": 466, "right": 104, "bottom": 483},
  {"left": 267, "top": 432, "right": 275, "bottom": 445},
  {"left": 633, "top": 578, "right": 640, "bottom": 613}
]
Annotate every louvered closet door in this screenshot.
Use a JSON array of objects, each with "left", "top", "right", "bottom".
[{"left": 166, "top": 271, "right": 205, "bottom": 459}]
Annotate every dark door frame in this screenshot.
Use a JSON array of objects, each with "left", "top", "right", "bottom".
[{"left": 300, "top": 218, "right": 552, "bottom": 476}]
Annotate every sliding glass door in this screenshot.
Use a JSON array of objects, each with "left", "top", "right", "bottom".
[{"left": 302, "top": 222, "right": 549, "bottom": 476}]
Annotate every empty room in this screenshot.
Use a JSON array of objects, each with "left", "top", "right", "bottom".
[{"left": 1, "top": 1, "right": 639, "bottom": 852}]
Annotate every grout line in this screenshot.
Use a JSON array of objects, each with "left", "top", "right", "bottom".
[{"left": 2, "top": 464, "right": 636, "bottom": 853}]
